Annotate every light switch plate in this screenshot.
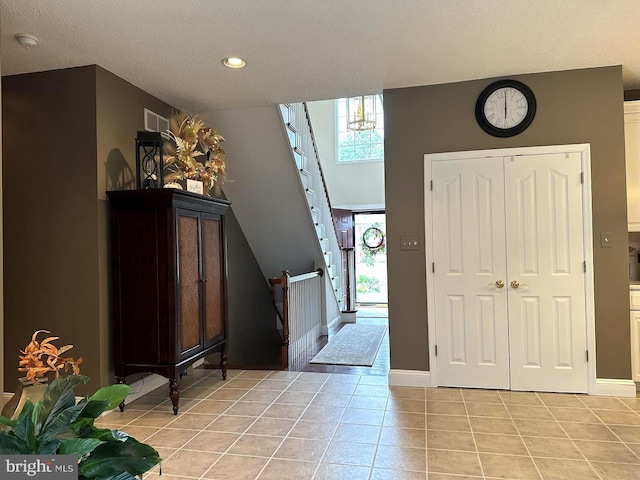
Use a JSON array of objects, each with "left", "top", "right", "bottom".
[
  {"left": 401, "top": 236, "right": 419, "bottom": 251},
  {"left": 600, "top": 232, "right": 612, "bottom": 248}
]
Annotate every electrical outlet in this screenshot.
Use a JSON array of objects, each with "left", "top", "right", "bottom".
[{"left": 401, "top": 237, "right": 419, "bottom": 251}]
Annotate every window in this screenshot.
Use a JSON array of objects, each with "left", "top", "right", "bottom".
[{"left": 336, "top": 95, "right": 384, "bottom": 163}]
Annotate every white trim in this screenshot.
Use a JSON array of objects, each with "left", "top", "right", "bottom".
[
  {"left": 321, "top": 313, "right": 342, "bottom": 336},
  {"left": 388, "top": 369, "right": 432, "bottom": 387},
  {"left": 121, "top": 373, "right": 167, "bottom": 406},
  {"left": 591, "top": 378, "right": 636, "bottom": 397},
  {"left": 424, "top": 144, "right": 597, "bottom": 394},
  {"left": 340, "top": 311, "right": 357, "bottom": 324}
]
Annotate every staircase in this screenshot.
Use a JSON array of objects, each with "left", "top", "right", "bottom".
[
  {"left": 207, "top": 104, "right": 343, "bottom": 342},
  {"left": 279, "top": 103, "right": 344, "bottom": 314}
]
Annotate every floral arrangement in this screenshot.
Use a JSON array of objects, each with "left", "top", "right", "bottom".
[
  {"left": 163, "top": 111, "right": 227, "bottom": 196},
  {"left": 18, "top": 330, "right": 82, "bottom": 383}
]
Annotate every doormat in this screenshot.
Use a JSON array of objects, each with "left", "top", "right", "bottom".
[{"left": 310, "top": 324, "right": 387, "bottom": 366}]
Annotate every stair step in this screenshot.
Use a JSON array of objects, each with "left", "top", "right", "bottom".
[
  {"left": 299, "top": 168, "right": 311, "bottom": 177},
  {"left": 305, "top": 188, "right": 315, "bottom": 196}
]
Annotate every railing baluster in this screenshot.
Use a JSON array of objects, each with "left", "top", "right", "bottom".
[{"left": 269, "top": 268, "right": 324, "bottom": 368}]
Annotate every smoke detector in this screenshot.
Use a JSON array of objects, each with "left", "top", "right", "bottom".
[{"left": 15, "top": 34, "right": 38, "bottom": 47}]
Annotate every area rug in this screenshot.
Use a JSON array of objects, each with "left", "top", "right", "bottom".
[{"left": 310, "top": 324, "right": 387, "bottom": 366}]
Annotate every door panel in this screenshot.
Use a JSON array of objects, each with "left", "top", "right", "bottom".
[
  {"left": 432, "top": 149, "right": 589, "bottom": 393},
  {"left": 505, "top": 153, "right": 588, "bottom": 393},
  {"left": 177, "top": 212, "right": 201, "bottom": 354},
  {"left": 202, "top": 215, "right": 224, "bottom": 344},
  {"left": 432, "top": 157, "right": 510, "bottom": 389}
]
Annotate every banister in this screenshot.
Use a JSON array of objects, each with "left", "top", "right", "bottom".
[
  {"left": 290, "top": 267, "right": 324, "bottom": 283},
  {"left": 302, "top": 102, "right": 342, "bottom": 245}
]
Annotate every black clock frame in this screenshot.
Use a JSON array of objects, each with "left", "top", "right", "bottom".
[{"left": 475, "top": 79, "right": 537, "bottom": 138}]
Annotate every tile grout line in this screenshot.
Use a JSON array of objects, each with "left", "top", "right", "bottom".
[
  {"left": 576, "top": 393, "right": 640, "bottom": 467},
  {"left": 423, "top": 387, "right": 428, "bottom": 480},
  {"left": 496, "top": 391, "right": 544, "bottom": 480},
  {"left": 308, "top": 374, "right": 356, "bottom": 478},
  {"left": 461, "top": 391, "right": 487, "bottom": 480},
  {"left": 199, "top": 370, "right": 307, "bottom": 479},
  {"left": 536, "top": 392, "right": 604, "bottom": 480},
  {"left": 135, "top": 368, "right": 236, "bottom": 476}
]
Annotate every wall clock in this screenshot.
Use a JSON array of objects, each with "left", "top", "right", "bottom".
[{"left": 475, "top": 79, "right": 536, "bottom": 137}]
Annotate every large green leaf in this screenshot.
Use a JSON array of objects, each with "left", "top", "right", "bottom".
[
  {"left": 78, "top": 400, "right": 110, "bottom": 419},
  {"left": 39, "top": 403, "right": 87, "bottom": 442},
  {"left": 70, "top": 400, "right": 110, "bottom": 433},
  {"left": 0, "top": 431, "right": 29, "bottom": 453},
  {"left": 88, "top": 385, "right": 131, "bottom": 412},
  {"left": 0, "top": 415, "right": 17, "bottom": 428},
  {"left": 80, "top": 426, "right": 129, "bottom": 442},
  {"left": 59, "top": 437, "right": 105, "bottom": 458},
  {"left": 81, "top": 472, "right": 139, "bottom": 480},
  {"left": 78, "top": 437, "right": 160, "bottom": 478},
  {"left": 13, "top": 400, "right": 36, "bottom": 451},
  {"left": 36, "top": 438, "right": 61, "bottom": 454},
  {"left": 35, "top": 375, "right": 89, "bottom": 436}
]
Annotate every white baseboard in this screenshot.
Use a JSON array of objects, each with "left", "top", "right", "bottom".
[
  {"left": 388, "top": 369, "right": 432, "bottom": 388},
  {"left": 341, "top": 312, "right": 357, "bottom": 324},
  {"left": 322, "top": 314, "right": 342, "bottom": 336},
  {"left": 122, "top": 373, "right": 168, "bottom": 405},
  {"left": 590, "top": 378, "right": 637, "bottom": 397}
]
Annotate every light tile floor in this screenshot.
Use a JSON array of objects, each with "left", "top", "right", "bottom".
[{"left": 95, "top": 368, "right": 640, "bottom": 480}]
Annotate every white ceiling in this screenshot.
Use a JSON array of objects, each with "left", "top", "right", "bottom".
[{"left": 3, "top": 1, "right": 640, "bottom": 112}]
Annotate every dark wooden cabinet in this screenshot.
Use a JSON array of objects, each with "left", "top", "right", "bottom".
[{"left": 107, "top": 189, "right": 229, "bottom": 414}]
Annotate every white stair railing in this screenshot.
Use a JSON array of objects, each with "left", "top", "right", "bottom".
[
  {"left": 278, "top": 103, "right": 344, "bottom": 309},
  {"left": 269, "top": 269, "right": 323, "bottom": 366}
]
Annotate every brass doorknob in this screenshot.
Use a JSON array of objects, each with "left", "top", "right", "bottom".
[
  {"left": 510, "top": 280, "right": 529, "bottom": 289},
  {"left": 488, "top": 280, "right": 505, "bottom": 289}
]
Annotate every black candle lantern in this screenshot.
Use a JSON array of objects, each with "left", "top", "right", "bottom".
[{"left": 135, "top": 131, "right": 164, "bottom": 189}]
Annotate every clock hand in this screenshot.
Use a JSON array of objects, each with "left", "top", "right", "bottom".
[{"left": 504, "top": 91, "right": 507, "bottom": 119}]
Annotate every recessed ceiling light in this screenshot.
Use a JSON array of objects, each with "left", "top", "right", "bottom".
[
  {"left": 15, "top": 34, "right": 38, "bottom": 47},
  {"left": 222, "top": 57, "right": 246, "bottom": 69}
]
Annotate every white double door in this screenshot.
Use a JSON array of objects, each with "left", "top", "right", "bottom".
[{"left": 431, "top": 149, "right": 589, "bottom": 393}]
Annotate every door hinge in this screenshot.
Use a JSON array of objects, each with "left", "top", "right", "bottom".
[
  {"left": 432, "top": 262, "right": 435, "bottom": 273},
  {"left": 435, "top": 345, "right": 438, "bottom": 356},
  {"left": 430, "top": 180, "right": 433, "bottom": 191},
  {"left": 583, "top": 261, "right": 586, "bottom": 273},
  {"left": 586, "top": 350, "right": 589, "bottom": 362},
  {"left": 580, "top": 172, "right": 584, "bottom": 184}
]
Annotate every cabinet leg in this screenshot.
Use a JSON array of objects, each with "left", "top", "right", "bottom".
[
  {"left": 221, "top": 347, "right": 228, "bottom": 380},
  {"left": 116, "top": 377, "right": 126, "bottom": 412},
  {"left": 169, "top": 378, "right": 180, "bottom": 415}
]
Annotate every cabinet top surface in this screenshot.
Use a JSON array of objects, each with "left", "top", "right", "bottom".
[{"left": 106, "top": 188, "right": 231, "bottom": 208}]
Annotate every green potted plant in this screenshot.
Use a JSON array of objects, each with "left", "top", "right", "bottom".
[{"left": 0, "top": 374, "right": 161, "bottom": 480}]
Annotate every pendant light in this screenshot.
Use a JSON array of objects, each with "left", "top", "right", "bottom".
[{"left": 346, "top": 95, "right": 377, "bottom": 131}]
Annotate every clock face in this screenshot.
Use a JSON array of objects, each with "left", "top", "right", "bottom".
[{"left": 475, "top": 80, "right": 536, "bottom": 137}]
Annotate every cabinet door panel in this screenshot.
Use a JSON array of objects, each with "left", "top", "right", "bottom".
[
  {"left": 178, "top": 213, "right": 201, "bottom": 354},
  {"left": 202, "top": 215, "right": 224, "bottom": 342}
]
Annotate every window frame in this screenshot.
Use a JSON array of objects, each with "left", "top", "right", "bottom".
[{"left": 335, "top": 96, "right": 384, "bottom": 165}]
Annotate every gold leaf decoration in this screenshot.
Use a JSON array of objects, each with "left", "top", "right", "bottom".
[{"left": 163, "top": 111, "right": 227, "bottom": 196}]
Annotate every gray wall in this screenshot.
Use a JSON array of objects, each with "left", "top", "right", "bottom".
[
  {"left": 95, "top": 66, "right": 174, "bottom": 386},
  {"left": 3, "top": 66, "right": 100, "bottom": 391},
  {"left": 384, "top": 66, "right": 630, "bottom": 379},
  {"left": 224, "top": 209, "right": 282, "bottom": 367},
  {"left": 3, "top": 65, "right": 279, "bottom": 390},
  {"left": 208, "top": 106, "right": 323, "bottom": 278}
]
